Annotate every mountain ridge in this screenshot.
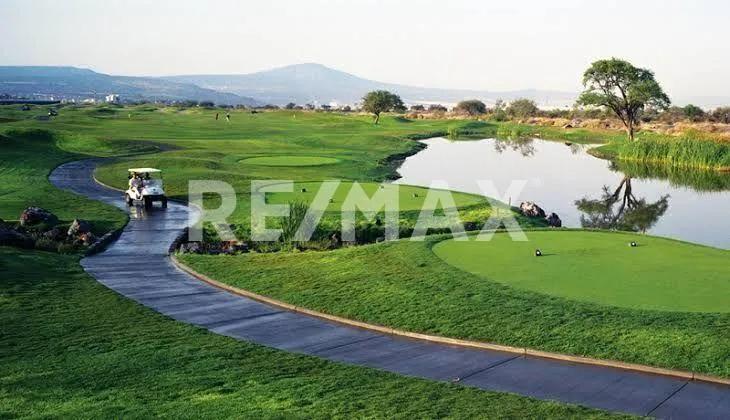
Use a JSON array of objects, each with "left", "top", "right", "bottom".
[
  {"left": 0, "top": 66, "right": 260, "bottom": 105},
  {"left": 163, "top": 63, "right": 577, "bottom": 107}
]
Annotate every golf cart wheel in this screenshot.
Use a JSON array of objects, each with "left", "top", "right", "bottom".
[
  {"left": 144, "top": 196, "right": 152, "bottom": 210},
  {"left": 161, "top": 197, "right": 168, "bottom": 208},
  {"left": 125, "top": 194, "right": 133, "bottom": 206}
]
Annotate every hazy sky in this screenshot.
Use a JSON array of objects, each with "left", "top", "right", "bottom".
[{"left": 1, "top": 0, "right": 728, "bottom": 99}]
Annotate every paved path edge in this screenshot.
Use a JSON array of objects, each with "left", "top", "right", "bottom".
[{"left": 170, "top": 255, "right": 730, "bottom": 386}]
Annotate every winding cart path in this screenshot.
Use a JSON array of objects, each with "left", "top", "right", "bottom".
[{"left": 49, "top": 159, "right": 730, "bottom": 419}]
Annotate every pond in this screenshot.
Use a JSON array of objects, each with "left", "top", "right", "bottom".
[{"left": 394, "top": 137, "right": 730, "bottom": 249}]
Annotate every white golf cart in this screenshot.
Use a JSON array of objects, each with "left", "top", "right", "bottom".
[{"left": 124, "top": 168, "right": 167, "bottom": 209}]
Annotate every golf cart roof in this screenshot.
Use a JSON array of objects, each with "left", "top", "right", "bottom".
[{"left": 128, "top": 168, "right": 161, "bottom": 173}]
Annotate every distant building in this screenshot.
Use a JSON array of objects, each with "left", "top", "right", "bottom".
[{"left": 105, "top": 94, "right": 120, "bottom": 103}]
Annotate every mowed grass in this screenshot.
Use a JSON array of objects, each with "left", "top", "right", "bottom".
[
  {"left": 0, "top": 129, "right": 128, "bottom": 234},
  {"left": 262, "top": 181, "right": 485, "bottom": 212},
  {"left": 180, "top": 235, "right": 730, "bottom": 377},
  {"left": 433, "top": 231, "right": 730, "bottom": 312},
  {"left": 0, "top": 247, "right": 626, "bottom": 419},
  {"left": 241, "top": 155, "right": 342, "bottom": 166},
  {"left": 0, "top": 107, "right": 629, "bottom": 416}
]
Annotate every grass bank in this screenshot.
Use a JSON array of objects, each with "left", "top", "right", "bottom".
[
  {"left": 180, "top": 231, "right": 730, "bottom": 378},
  {"left": 590, "top": 134, "right": 730, "bottom": 171}
]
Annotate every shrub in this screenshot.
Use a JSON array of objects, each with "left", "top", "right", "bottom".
[
  {"left": 710, "top": 107, "right": 730, "bottom": 124},
  {"left": 33, "top": 237, "right": 58, "bottom": 251},
  {"left": 454, "top": 100, "right": 486, "bottom": 116},
  {"left": 683, "top": 104, "right": 706, "bottom": 122},
  {"left": 506, "top": 98, "right": 539, "bottom": 118}
]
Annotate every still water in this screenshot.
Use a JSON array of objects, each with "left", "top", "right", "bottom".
[{"left": 395, "top": 137, "right": 730, "bottom": 249}]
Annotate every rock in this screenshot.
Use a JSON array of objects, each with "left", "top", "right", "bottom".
[
  {"left": 19, "top": 207, "right": 58, "bottom": 226},
  {"left": 181, "top": 242, "right": 201, "bottom": 254},
  {"left": 0, "top": 225, "right": 33, "bottom": 248},
  {"left": 545, "top": 212, "right": 562, "bottom": 227},
  {"left": 67, "top": 219, "right": 92, "bottom": 237},
  {"left": 519, "top": 202, "right": 546, "bottom": 218}
]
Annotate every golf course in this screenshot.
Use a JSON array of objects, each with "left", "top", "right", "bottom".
[{"left": 1, "top": 104, "right": 729, "bottom": 417}]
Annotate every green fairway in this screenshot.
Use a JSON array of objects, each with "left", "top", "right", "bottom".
[
  {"left": 433, "top": 230, "right": 730, "bottom": 313},
  {"left": 0, "top": 129, "right": 128, "bottom": 234},
  {"left": 241, "top": 155, "right": 342, "bottom": 166},
  {"left": 262, "top": 181, "right": 485, "bottom": 212}
]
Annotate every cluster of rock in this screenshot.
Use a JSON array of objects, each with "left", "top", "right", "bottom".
[
  {"left": 519, "top": 202, "right": 562, "bottom": 228},
  {"left": 177, "top": 240, "right": 250, "bottom": 255},
  {"left": 0, "top": 207, "right": 96, "bottom": 253}
]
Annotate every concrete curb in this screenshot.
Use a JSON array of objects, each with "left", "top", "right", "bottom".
[{"left": 171, "top": 255, "right": 730, "bottom": 386}]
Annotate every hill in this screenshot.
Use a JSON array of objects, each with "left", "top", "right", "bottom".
[
  {"left": 0, "top": 66, "right": 260, "bottom": 105},
  {"left": 164, "top": 63, "right": 576, "bottom": 107}
]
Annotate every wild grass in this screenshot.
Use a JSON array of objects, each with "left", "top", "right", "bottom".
[{"left": 592, "top": 130, "right": 730, "bottom": 171}]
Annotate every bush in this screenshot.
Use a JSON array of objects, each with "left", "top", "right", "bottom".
[
  {"left": 454, "top": 100, "right": 486, "bottom": 116},
  {"left": 33, "top": 237, "right": 58, "bottom": 251},
  {"left": 506, "top": 98, "right": 538, "bottom": 118},
  {"left": 658, "top": 106, "right": 686, "bottom": 123},
  {"left": 710, "top": 107, "right": 730, "bottom": 124},
  {"left": 683, "top": 104, "right": 706, "bottom": 122}
]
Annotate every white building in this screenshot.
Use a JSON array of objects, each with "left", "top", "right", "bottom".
[{"left": 105, "top": 94, "right": 120, "bottom": 103}]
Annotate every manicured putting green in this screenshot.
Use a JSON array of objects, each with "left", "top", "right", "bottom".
[
  {"left": 260, "top": 181, "right": 486, "bottom": 212},
  {"left": 241, "top": 155, "right": 341, "bottom": 166},
  {"left": 433, "top": 230, "right": 730, "bottom": 312}
]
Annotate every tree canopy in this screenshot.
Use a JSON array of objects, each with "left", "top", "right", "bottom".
[
  {"left": 577, "top": 58, "right": 670, "bottom": 140},
  {"left": 361, "top": 90, "right": 404, "bottom": 124},
  {"left": 454, "top": 99, "right": 486, "bottom": 116}
]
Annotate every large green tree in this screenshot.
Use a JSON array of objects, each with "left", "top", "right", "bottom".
[
  {"left": 577, "top": 58, "right": 670, "bottom": 141},
  {"left": 361, "top": 90, "right": 405, "bottom": 124}
]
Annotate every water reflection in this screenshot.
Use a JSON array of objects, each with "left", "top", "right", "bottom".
[
  {"left": 494, "top": 138, "right": 536, "bottom": 157},
  {"left": 575, "top": 177, "right": 670, "bottom": 233},
  {"left": 612, "top": 160, "right": 730, "bottom": 192},
  {"left": 394, "top": 137, "right": 730, "bottom": 248}
]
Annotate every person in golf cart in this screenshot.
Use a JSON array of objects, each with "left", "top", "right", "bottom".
[{"left": 125, "top": 168, "right": 167, "bottom": 209}]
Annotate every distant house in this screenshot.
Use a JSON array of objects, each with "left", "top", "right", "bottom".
[{"left": 105, "top": 94, "right": 120, "bottom": 103}]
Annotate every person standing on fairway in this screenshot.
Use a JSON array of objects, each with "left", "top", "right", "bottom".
[{"left": 226, "top": 112, "right": 230, "bottom": 122}]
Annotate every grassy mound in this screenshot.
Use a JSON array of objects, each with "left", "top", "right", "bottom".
[
  {"left": 433, "top": 230, "right": 730, "bottom": 312},
  {"left": 0, "top": 129, "right": 127, "bottom": 233},
  {"left": 241, "top": 155, "right": 342, "bottom": 166}
]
